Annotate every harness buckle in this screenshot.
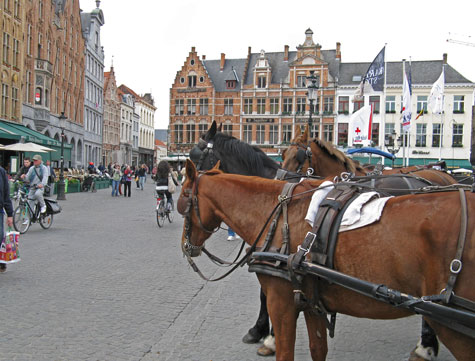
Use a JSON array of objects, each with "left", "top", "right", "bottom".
[
  {"left": 298, "top": 232, "right": 317, "bottom": 256},
  {"left": 450, "top": 259, "right": 463, "bottom": 274}
]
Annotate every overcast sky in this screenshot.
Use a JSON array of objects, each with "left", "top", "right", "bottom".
[{"left": 84, "top": 0, "right": 475, "bottom": 129}]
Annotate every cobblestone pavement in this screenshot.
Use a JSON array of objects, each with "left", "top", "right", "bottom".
[{"left": 0, "top": 181, "right": 456, "bottom": 361}]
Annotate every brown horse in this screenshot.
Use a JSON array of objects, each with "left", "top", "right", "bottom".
[
  {"left": 282, "top": 126, "right": 457, "bottom": 186},
  {"left": 179, "top": 159, "right": 475, "bottom": 361}
]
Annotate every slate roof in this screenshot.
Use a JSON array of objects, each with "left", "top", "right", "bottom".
[
  {"left": 203, "top": 58, "right": 247, "bottom": 92},
  {"left": 202, "top": 51, "right": 472, "bottom": 91},
  {"left": 339, "top": 60, "right": 473, "bottom": 86}
]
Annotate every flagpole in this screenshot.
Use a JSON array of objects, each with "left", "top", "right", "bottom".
[
  {"left": 382, "top": 43, "right": 387, "bottom": 166},
  {"left": 401, "top": 59, "right": 406, "bottom": 167},
  {"left": 439, "top": 64, "right": 446, "bottom": 161},
  {"left": 406, "top": 57, "right": 412, "bottom": 168}
]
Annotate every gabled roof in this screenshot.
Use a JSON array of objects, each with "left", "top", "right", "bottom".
[{"left": 155, "top": 139, "right": 166, "bottom": 147}]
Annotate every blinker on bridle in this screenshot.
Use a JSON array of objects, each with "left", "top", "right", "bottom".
[
  {"left": 291, "top": 142, "right": 314, "bottom": 176},
  {"left": 178, "top": 172, "right": 218, "bottom": 258}
]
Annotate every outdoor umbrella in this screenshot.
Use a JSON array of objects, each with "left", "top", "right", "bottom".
[{"left": 2, "top": 142, "right": 56, "bottom": 153}]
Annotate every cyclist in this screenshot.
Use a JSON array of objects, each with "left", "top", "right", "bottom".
[
  {"left": 154, "top": 160, "right": 178, "bottom": 210},
  {"left": 14, "top": 157, "right": 32, "bottom": 182},
  {"left": 21, "top": 154, "right": 48, "bottom": 214},
  {"left": 0, "top": 164, "right": 14, "bottom": 272}
]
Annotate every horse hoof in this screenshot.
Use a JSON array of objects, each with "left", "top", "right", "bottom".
[
  {"left": 257, "top": 345, "right": 275, "bottom": 357},
  {"left": 409, "top": 345, "right": 436, "bottom": 361},
  {"left": 242, "top": 331, "right": 261, "bottom": 344}
]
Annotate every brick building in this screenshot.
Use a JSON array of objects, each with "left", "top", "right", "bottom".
[
  {"left": 103, "top": 66, "right": 120, "bottom": 165},
  {"left": 169, "top": 29, "right": 339, "bottom": 158},
  {"left": 22, "top": 0, "right": 85, "bottom": 167},
  {"left": 1, "top": 0, "right": 24, "bottom": 123}
]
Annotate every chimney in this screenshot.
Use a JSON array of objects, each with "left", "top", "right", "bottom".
[
  {"left": 248, "top": 46, "right": 251, "bottom": 56},
  {"left": 316, "top": 44, "right": 322, "bottom": 59},
  {"left": 191, "top": 46, "right": 195, "bottom": 53},
  {"left": 220, "top": 53, "right": 225, "bottom": 71},
  {"left": 202, "top": 55, "right": 206, "bottom": 60},
  {"left": 443, "top": 53, "right": 447, "bottom": 64},
  {"left": 336, "top": 42, "right": 341, "bottom": 60},
  {"left": 284, "top": 45, "right": 289, "bottom": 61}
]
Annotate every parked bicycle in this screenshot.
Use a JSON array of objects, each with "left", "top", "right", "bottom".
[
  {"left": 155, "top": 185, "right": 173, "bottom": 227},
  {"left": 81, "top": 175, "right": 97, "bottom": 192},
  {"left": 12, "top": 184, "right": 61, "bottom": 234}
]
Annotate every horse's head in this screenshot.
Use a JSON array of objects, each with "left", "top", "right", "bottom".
[
  {"left": 282, "top": 125, "right": 313, "bottom": 175},
  {"left": 178, "top": 159, "right": 222, "bottom": 258},
  {"left": 189, "top": 121, "right": 220, "bottom": 171}
]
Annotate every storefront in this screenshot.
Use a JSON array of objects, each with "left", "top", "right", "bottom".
[{"left": 0, "top": 120, "right": 72, "bottom": 172}]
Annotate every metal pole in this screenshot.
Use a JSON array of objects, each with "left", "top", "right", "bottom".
[
  {"left": 308, "top": 98, "right": 313, "bottom": 129},
  {"left": 56, "top": 113, "right": 66, "bottom": 200}
]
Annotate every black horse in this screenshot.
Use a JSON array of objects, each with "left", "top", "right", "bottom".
[
  {"left": 190, "top": 121, "right": 285, "bottom": 354},
  {"left": 189, "top": 121, "right": 439, "bottom": 360}
]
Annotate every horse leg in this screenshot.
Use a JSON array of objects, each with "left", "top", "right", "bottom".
[
  {"left": 303, "top": 310, "right": 328, "bottom": 361},
  {"left": 260, "top": 276, "right": 298, "bottom": 361},
  {"left": 242, "top": 288, "right": 270, "bottom": 343},
  {"left": 409, "top": 319, "right": 439, "bottom": 361},
  {"left": 426, "top": 320, "right": 475, "bottom": 361}
]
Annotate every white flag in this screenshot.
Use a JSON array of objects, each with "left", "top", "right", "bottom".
[
  {"left": 402, "top": 69, "right": 412, "bottom": 133},
  {"left": 428, "top": 68, "right": 445, "bottom": 114},
  {"left": 350, "top": 105, "right": 373, "bottom": 145}
]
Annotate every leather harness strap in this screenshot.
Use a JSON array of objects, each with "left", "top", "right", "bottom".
[{"left": 443, "top": 188, "right": 468, "bottom": 304}]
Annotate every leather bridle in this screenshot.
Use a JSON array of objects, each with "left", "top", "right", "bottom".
[
  {"left": 178, "top": 172, "right": 218, "bottom": 258},
  {"left": 195, "top": 138, "right": 219, "bottom": 171},
  {"left": 289, "top": 141, "right": 314, "bottom": 176}
]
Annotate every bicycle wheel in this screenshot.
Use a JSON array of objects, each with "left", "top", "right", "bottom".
[
  {"left": 39, "top": 213, "right": 54, "bottom": 229},
  {"left": 167, "top": 206, "right": 174, "bottom": 223},
  {"left": 13, "top": 204, "right": 31, "bottom": 234},
  {"left": 156, "top": 201, "right": 165, "bottom": 227}
]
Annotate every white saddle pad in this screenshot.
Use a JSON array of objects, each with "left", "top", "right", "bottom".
[{"left": 305, "top": 182, "right": 392, "bottom": 233}]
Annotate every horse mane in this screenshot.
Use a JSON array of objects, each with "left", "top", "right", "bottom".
[
  {"left": 212, "top": 132, "right": 280, "bottom": 176},
  {"left": 312, "top": 138, "right": 365, "bottom": 174}
]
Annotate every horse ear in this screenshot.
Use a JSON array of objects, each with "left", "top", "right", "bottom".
[
  {"left": 209, "top": 121, "right": 217, "bottom": 138},
  {"left": 212, "top": 160, "right": 221, "bottom": 171},
  {"left": 185, "top": 159, "right": 197, "bottom": 181},
  {"left": 294, "top": 126, "right": 301, "bottom": 138},
  {"left": 217, "top": 122, "right": 222, "bottom": 132}
]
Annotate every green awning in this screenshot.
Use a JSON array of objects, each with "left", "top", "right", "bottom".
[
  {"left": 0, "top": 120, "right": 61, "bottom": 147},
  {"left": 0, "top": 120, "right": 72, "bottom": 164}
]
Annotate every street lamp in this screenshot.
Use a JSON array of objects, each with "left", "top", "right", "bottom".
[
  {"left": 384, "top": 129, "right": 401, "bottom": 168},
  {"left": 306, "top": 71, "right": 319, "bottom": 129},
  {"left": 56, "top": 112, "right": 67, "bottom": 200}
]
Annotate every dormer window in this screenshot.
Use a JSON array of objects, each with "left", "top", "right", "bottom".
[
  {"left": 226, "top": 80, "right": 236, "bottom": 89},
  {"left": 257, "top": 76, "right": 266, "bottom": 89}
]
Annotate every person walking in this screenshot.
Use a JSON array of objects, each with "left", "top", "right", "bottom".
[
  {"left": 0, "top": 164, "right": 14, "bottom": 273},
  {"left": 111, "top": 164, "right": 121, "bottom": 197},
  {"left": 21, "top": 154, "right": 48, "bottom": 213},
  {"left": 137, "top": 164, "right": 146, "bottom": 190},
  {"left": 154, "top": 160, "right": 178, "bottom": 210},
  {"left": 123, "top": 165, "right": 133, "bottom": 197}
]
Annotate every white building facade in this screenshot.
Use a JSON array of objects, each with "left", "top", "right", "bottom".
[
  {"left": 335, "top": 56, "right": 474, "bottom": 168},
  {"left": 81, "top": 2, "right": 105, "bottom": 167}
]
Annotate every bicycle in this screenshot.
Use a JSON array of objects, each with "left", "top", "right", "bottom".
[
  {"left": 155, "top": 186, "right": 173, "bottom": 227},
  {"left": 81, "top": 175, "right": 97, "bottom": 192},
  {"left": 12, "top": 185, "right": 55, "bottom": 234}
]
